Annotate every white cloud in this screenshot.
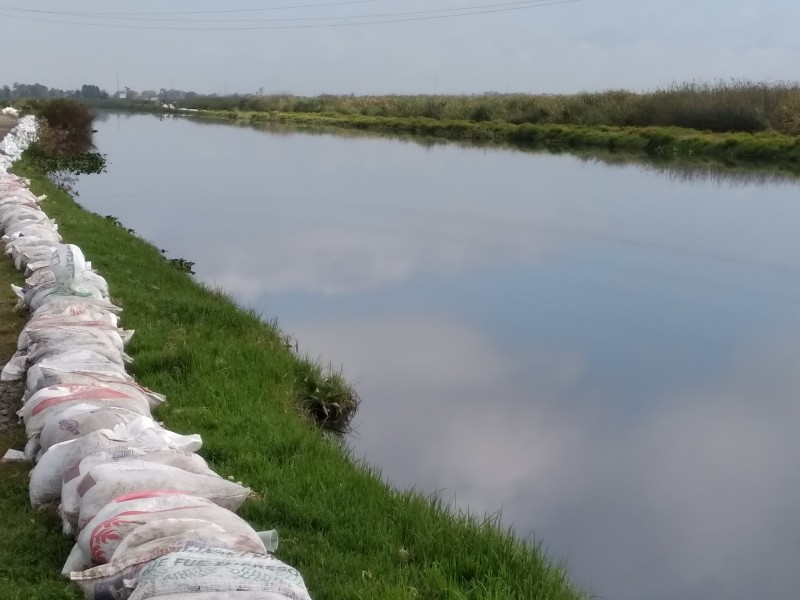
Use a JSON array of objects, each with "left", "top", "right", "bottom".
[{"left": 291, "top": 313, "right": 800, "bottom": 600}]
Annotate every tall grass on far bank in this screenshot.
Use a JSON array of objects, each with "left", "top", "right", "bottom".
[
  {"left": 179, "top": 80, "right": 800, "bottom": 136},
  {"left": 192, "top": 110, "right": 800, "bottom": 171}
]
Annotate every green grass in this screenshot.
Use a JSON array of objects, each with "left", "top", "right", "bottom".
[
  {"left": 189, "top": 109, "right": 800, "bottom": 171},
  {"left": 175, "top": 81, "right": 800, "bottom": 135},
  {"left": 0, "top": 158, "right": 585, "bottom": 600},
  {"left": 89, "top": 80, "right": 800, "bottom": 170}
]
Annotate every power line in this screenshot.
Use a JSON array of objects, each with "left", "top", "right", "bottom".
[
  {"left": 0, "top": 0, "right": 388, "bottom": 16},
  {"left": 0, "top": 0, "right": 588, "bottom": 30},
  {"left": 0, "top": 0, "right": 569, "bottom": 23}
]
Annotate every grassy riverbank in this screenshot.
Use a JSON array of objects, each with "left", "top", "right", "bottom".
[
  {"left": 183, "top": 82, "right": 800, "bottom": 135},
  {"left": 0, "top": 157, "right": 584, "bottom": 599},
  {"left": 176, "top": 81, "right": 800, "bottom": 167},
  {"left": 192, "top": 109, "right": 800, "bottom": 169},
  {"left": 85, "top": 81, "right": 800, "bottom": 169}
]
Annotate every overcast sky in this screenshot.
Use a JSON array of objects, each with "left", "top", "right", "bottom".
[{"left": 2, "top": 0, "right": 798, "bottom": 96}]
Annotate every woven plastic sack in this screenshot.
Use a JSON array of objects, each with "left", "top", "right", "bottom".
[
  {"left": 30, "top": 296, "right": 121, "bottom": 316},
  {"left": 18, "top": 384, "right": 152, "bottom": 438},
  {"left": 24, "top": 349, "right": 132, "bottom": 390},
  {"left": 61, "top": 449, "right": 216, "bottom": 531},
  {"left": 74, "top": 493, "right": 258, "bottom": 566},
  {"left": 70, "top": 528, "right": 269, "bottom": 600},
  {"left": 30, "top": 427, "right": 202, "bottom": 507},
  {"left": 38, "top": 405, "right": 148, "bottom": 453},
  {"left": 72, "top": 461, "right": 250, "bottom": 532},
  {"left": 128, "top": 547, "right": 312, "bottom": 600},
  {"left": 25, "top": 368, "right": 161, "bottom": 407}
]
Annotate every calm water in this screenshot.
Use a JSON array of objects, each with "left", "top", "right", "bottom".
[{"left": 78, "top": 112, "right": 800, "bottom": 600}]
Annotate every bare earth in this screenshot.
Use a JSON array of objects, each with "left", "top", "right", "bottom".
[
  {"left": 0, "top": 114, "right": 23, "bottom": 434},
  {"left": 0, "top": 114, "right": 17, "bottom": 139}
]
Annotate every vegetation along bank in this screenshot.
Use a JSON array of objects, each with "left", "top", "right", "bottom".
[
  {"left": 164, "top": 81, "right": 800, "bottom": 170},
  {"left": 0, "top": 103, "right": 585, "bottom": 599}
]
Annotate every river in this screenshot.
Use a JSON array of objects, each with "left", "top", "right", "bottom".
[{"left": 77, "top": 111, "right": 800, "bottom": 600}]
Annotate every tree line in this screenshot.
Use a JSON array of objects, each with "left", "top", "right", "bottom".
[{"left": 1, "top": 83, "right": 201, "bottom": 101}]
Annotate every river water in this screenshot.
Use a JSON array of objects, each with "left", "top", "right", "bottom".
[{"left": 77, "top": 112, "right": 800, "bottom": 600}]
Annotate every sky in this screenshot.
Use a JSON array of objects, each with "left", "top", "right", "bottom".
[{"left": 1, "top": 0, "right": 799, "bottom": 96}]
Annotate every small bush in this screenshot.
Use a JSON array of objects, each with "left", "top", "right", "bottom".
[
  {"left": 37, "top": 98, "right": 95, "bottom": 156},
  {"left": 24, "top": 99, "right": 105, "bottom": 194}
]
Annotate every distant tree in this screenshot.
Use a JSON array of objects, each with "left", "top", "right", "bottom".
[
  {"left": 12, "top": 82, "right": 49, "bottom": 98},
  {"left": 0, "top": 85, "right": 10, "bottom": 100},
  {"left": 80, "top": 84, "right": 108, "bottom": 99},
  {"left": 159, "top": 88, "right": 186, "bottom": 101}
]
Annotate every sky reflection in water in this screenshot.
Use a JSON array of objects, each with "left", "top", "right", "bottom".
[{"left": 79, "top": 113, "right": 800, "bottom": 600}]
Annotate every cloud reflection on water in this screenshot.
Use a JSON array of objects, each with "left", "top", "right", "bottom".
[{"left": 291, "top": 315, "right": 800, "bottom": 600}]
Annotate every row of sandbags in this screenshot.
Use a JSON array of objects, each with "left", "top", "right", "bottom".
[{"left": 0, "top": 113, "right": 314, "bottom": 600}]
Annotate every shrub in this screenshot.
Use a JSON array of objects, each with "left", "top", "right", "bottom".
[{"left": 37, "top": 98, "right": 95, "bottom": 156}]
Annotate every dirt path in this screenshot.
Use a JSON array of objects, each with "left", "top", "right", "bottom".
[
  {"left": 0, "top": 114, "right": 17, "bottom": 139},
  {"left": 0, "top": 115, "right": 26, "bottom": 435}
]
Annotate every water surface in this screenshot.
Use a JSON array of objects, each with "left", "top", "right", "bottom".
[{"left": 78, "top": 112, "right": 800, "bottom": 600}]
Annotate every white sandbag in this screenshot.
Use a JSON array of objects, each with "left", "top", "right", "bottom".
[
  {"left": 61, "top": 449, "right": 215, "bottom": 530},
  {"left": 24, "top": 339, "right": 130, "bottom": 369},
  {"left": 19, "top": 384, "right": 152, "bottom": 437},
  {"left": 25, "top": 281, "right": 106, "bottom": 311},
  {"left": 24, "top": 264, "right": 56, "bottom": 286},
  {"left": 75, "top": 493, "right": 257, "bottom": 565},
  {"left": 26, "top": 402, "right": 124, "bottom": 460},
  {"left": 22, "top": 312, "right": 120, "bottom": 338},
  {"left": 128, "top": 547, "right": 312, "bottom": 600},
  {"left": 25, "top": 349, "right": 132, "bottom": 391},
  {"left": 0, "top": 350, "right": 26, "bottom": 380},
  {"left": 50, "top": 243, "right": 105, "bottom": 298},
  {"left": 29, "top": 427, "right": 202, "bottom": 507},
  {"left": 28, "top": 302, "right": 119, "bottom": 329},
  {"left": 25, "top": 368, "right": 162, "bottom": 408},
  {"left": 0, "top": 205, "right": 49, "bottom": 229},
  {"left": 20, "top": 323, "right": 130, "bottom": 353},
  {"left": 3, "top": 219, "right": 61, "bottom": 242},
  {"left": 129, "top": 593, "right": 293, "bottom": 600},
  {"left": 73, "top": 462, "right": 250, "bottom": 532},
  {"left": 38, "top": 405, "right": 145, "bottom": 452},
  {"left": 14, "top": 247, "right": 62, "bottom": 272},
  {"left": 70, "top": 527, "right": 269, "bottom": 600},
  {"left": 6, "top": 238, "right": 59, "bottom": 264},
  {"left": 0, "top": 190, "right": 38, "bottom": 204},
  {"left": 112, "top": 522, "right": 275, "bottom": 562},
  {"left": 20, "top": 270, "right": 110, "bottom": 301},
  {"left": 29, "top": 295, "right": 122, "bottom": 316},
  {"left": 22, "top": 326, "right": 131, "bottom": 364}
]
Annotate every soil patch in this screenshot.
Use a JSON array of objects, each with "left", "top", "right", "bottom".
[{"left": 0, "top": 115, "right": 17, "bottom": 139}]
